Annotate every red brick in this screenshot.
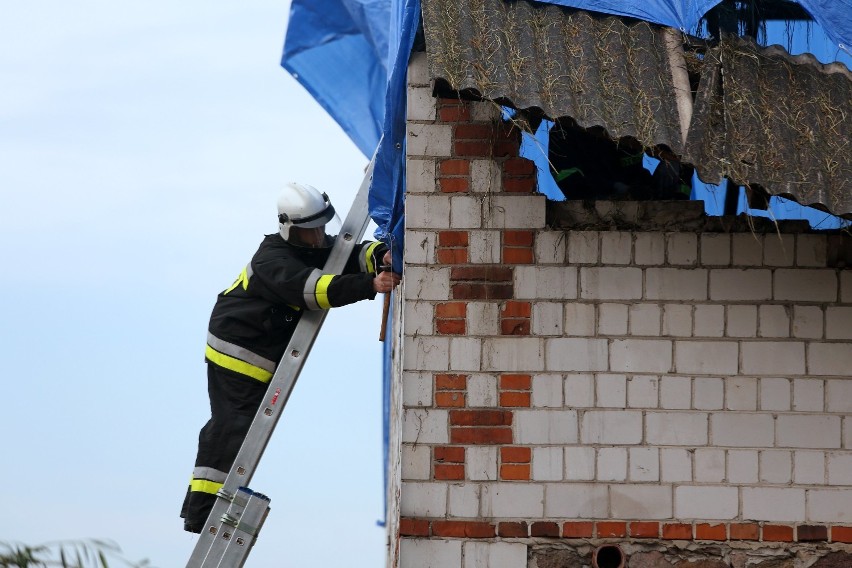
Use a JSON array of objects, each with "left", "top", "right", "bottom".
[
  {"left": 797, "top": 525, "right": 828, "bottom": 542},
  {"left": 499, "top": 522, "right": 528, "bottom": 537},
  {"left": 597, "top": 522, "right": 628, "bottom": 538},
  {"left": 432, "top": 520, "right": 495, "bottom": 538},
  {"left": 399, "top": 518, "right": 430, "bottom": 536},
  {"left": 503, "top": 230, "right": 535, "bottom": 246},
  {"left": 434, "top": 391, "right": 465, "bottom": 407},
  {"left": 500, "top": 318, "right": 531, "bottom": 335},
  {"left": 435, "top": 373, "right": 467, "bottom": 390},
  {"left": 436, "top": 319, "right": 466, "bottom": 335},
  {"left": 451, "top": 427, "right": 513, "bottom": 444},
  {"left": 450, "top": 266, "right": 514, "bottom": 281},
  {"left": 500, "top": 391, "right": 531, "bottom": 407},
  {"left": 695, "top": 523, "right": 727, "bottom": 541},
  {"left": 629, "top": 522, "right": 659, "bottom": 538},
  {"left": 435, "top": 302, "right": 467, "bottom": 318},
  {"left": 531, "top": 522, "right": 560, "bottom": 537},
  {"left": 450, "top": 409, "right": 513, "bottom": 426},
  {"left": 440, "top": 159, "right": 470, "bottom": 175},
  {"left": 454, "top": 140, "right": 493, "bottom": 157},
  {"left": 503, "top": 157, "right": 536, "bottom": 175},
  {"left": 438, "top": 231, "right": 469, "bottom": 247},
  {"left": 729, "top": 523, "right": 760, "bottom": 540},
  {"left": 437, "top": 248, "right": 468, "bottom": 264},
  {"left": 439, "top": 106, "right": 470, "bottom": 122},
  {"left": 434, "top": 446, "right": 465, "bottom": 463},
  {"left": 831, "top": 526, "right": 852, "bottom": 543},
  {"left": 502, "top": 177, "right": 536, "bottom": 193},
  {"left": 500, "top": 446, "right": 531, "bottom": 463},
  {"left": 501, "top": 301, "right": 531, "bottom": 317},
  {"left": 500, "top": 464, "right": 530, "bottom": 480},
  {"left": 494, "top": 140, "right": 520, "bottom": 157},
  {"left": 763, "top": 525, "right": 794, "bottom": 542},
  {"left": 454, "top": 124, "right": 493, "bottom": 140},
  {"left": 451, "top": 283, "right": 514, "bottom": 300},
  {"left": 662, "top": 523, "right": 693, "bottom": 540},
  {"left": 433, "top": 463, "right": 464, "bottom": 480},
  {"left": 500, "top": 374, "right": 531, "bottom": 390},
  {"left": 502, "top": 247, "right": 535, "bottom": 264},
  {"left": 440, "top": 178, "right": 469, "bottom": 193},
  {"left": 563, "top": 522, "right": 594, "bottom": 538}
]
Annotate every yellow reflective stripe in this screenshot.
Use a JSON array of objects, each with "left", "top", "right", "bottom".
[
  {"left": 315, "top": 275, "right": 335, "bottom": 309},
  {"left": 224, "top": 266, "right": 250, "bottom": 295},
  {"left": 205, "top": 345, "right": 274, "bottom": 383},
  {"left": 190, "top": 478, "right": 223, "bottom": 495},
  {"left": 363, "top": 241, "right": 382, "bottom": 274}
]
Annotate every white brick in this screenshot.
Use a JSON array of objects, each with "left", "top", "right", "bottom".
[
  {"left": 600, "top": 231, "right": 633, "bottom": 264},
  {"left": 646, "top": 412, "right": 708, "bottom": 446},
  {"left": 694, "top": 449, "right": 726, "bottom": 482},
  {"left": 482, "top": 483, "right": 544, "bottom": 517},
  {"left": 826, "top": 307, "right": 852, "bottom": 339},
  {"left": 467, "top": 446, "right": 497, "bottom": 481},
  {"left": 450, "top": 337, "right": 481, "bottom": 372},
  {"left": 629, "top": 447, "right": 660, "bottom": 481},
  {"left": 405, "top": 194, "right": 451, "bottom": 229},
  {"left": 403, "top": 372, "right": 433, "bottom": 407},
  {"left": 710, "top": 269, "right": 772, "bottom": 301},
  {"left": 741, "top": 341, "right": 806, "bottom": 375},
  {"left": 408, "top": 85, "right": 436, "bottom": 121},
  {"left": 402, "top": 444, "right": 432, "bottom": 480},
  {"left": 580, "top": 267, "right": 643, "bottom": 300},
  {"left": 731, "top": 233, "right": 764, "bottom": 266},
  {"left": 467, "top": 302, "right": 499, "bottom": 336},
  {"left": 843, "top": 272, "right": 852, "bottom": 303},
  {"left": 598, "top": 447, "right": 628, "bottom": 481},
  {"left": 796, "top": 234, "right": 828, "bottom": 267},
  {"left": 514, "top": 410, "right": 578, "bottom": 444},
  {"left": 808, "top": 343, "right": 852, "bottom": 376},
  {"left": 470, "top": 100, "right": 501, "bottom": 122},
  {"left": 760, "top": 378, "right": 791, "bottom": 411},
  {"left": 610, "top": 339, "right": 673, "bottom": 373},
  {"left": 544, "top": 483, "right": 608, "bottom": 518},
  {"left": 404, "top": 336, "right": 451, "bottom": 371},
  {"left": 694, "top": 377, "right": 724, "bottom": 410},
  {"left": 567, "top": 231, "right": 599, "bottom": 264},
  {"left": 726, "top": 377, "right": 758, "bottom": 411},
  {"left": 407, "top": 122, "right": 452, "bottom": 157},
  {"left": 675, "top": 486, "right": 739, "bottom": 520},
  {"left": 401, "top": 482, "right": 448, "bottom": 517},
  {"left": 763, "top": 234, "right": 795, "bottom": 267},
  {"left": 777, "top": 415, "right": 841, "bottom": 449},
  {"left": 728, "top": 449, "right": 759, "bottom": 483},
  {"left": 701, "top": 233, "right": 731, "bottom": 266},
  {"left": 759, "top": 305, "right": 790, "bottom": 338},
  {"left": 564, "top": 302, "right": 596, "bottom": 336},
  {"left": 403, "top": 409, "right": 449, "bottom": 444},
  {"left": 535, "top": 230, "right": 567, "bottom": 264},
  {"left": 400, "top": 539, "right": 461, "bottom": 568},
  {"left": 674, "top": 341, "right": 738, "bottom": 375},
  {"left": 470, "top": 159, "right": 501, "bottom": 193},
  {"left": 660, "top": 376, "right": 691, "bottom": 409},
  {"left": 646, "top": 268, "right": 708, "bottom": 300},
  {"left": 662, "top": 304, "right": 693, "bottom": 337},
  {"left": 406, "top": 158, "right": 437, "bottom": 193},
  {"left": 793, "top": 378, "right": 824, "bottom": 411},
  {"left": 405, "top": 231, "right": 437, "bottom": 263},
  {"left": 827, "top": 380, "right": 852, "bottom": 412},
  {"left": 581, "top": 410, "right": 643, "bottom": 444},
  {"left": 827, "top": 454, "right": 852, "bottom": 485},
  {"left": 467, "top": 374, "right": 498, "bottom": 408},
  {"left": 711, "top": 413, "right": 774, "bottom": 447},
  {"left": 693, "top": 304, "right": 725, "bottom": 337},
  {"left": 846, "top": 418, "right": 852, "bottom": 450},
  {"left": 598, "top": 303, "right": 628, "bottom": 335},
  {"left": 404, "top": 266, "right": 450, "bottom": 301},
  {"left": 482, "top": 338, "right": 545, "bottom": 372},
  {"left": 532, "top": 447, "right": 564, "bottom": 481},
  {"left": 635, "top": 233, "right": 665, "bottom": 265},
  {"left": 808, "top": 490, "right": 852, "bottom": 523},
  {"left": 515, "top": 266, "right": 577, "bottom": 299},
  {"left": 628, "top": 375, "right": 659, "bottom": 408},
  {"left": 468, "top": 230, "right": 501, "bottom": 264},
  {"left": 775, "top": 269, "right": 837, "bottom": 302},
  {"left": 742, "top": 487, "right": 805, "bottom": 521},
  {"left": 629, "top": 303, "right": 662, "bottom": 336},
  {"left": 482, "top": 195, "right": 546, "bottom": 229},
  {"left": 661, "top": 448, "right": 692, "bottom": 482},
  {"left": 449, "top": 195, "right": 482, "bottom": 229},
  {"left": 463, "top": 542, "right": 526, "bottom": 568},
  {"left": 565, "top": 446, "right": 596, "bottom": 480},
  {"left": 596, "top": 374, "right": 627, "bottom": 407},
  {"left": 407, "top": 51, "right": 430, "bottom": 85},
  {"left": 667, "top": 233, "right": 698, "bottom": 265},
  {"left": 532, "top": 374, "right": 563, "bottom": 407},
  {"left": 760, "top": 450, "right": 792, "bottom": 483},
  {"left": 404, "top": 301, "right": 434, "bottom": 337},
  {"left": 565, "top": 374, "right": 595, "bottom": 407},
  {"left": 443, "top": 486, "right": 480, "bottom": 519},
  {"left": 611, "top": 484, "right": 672, "bottom": 518},
  {"left": 793, "top": 450, "right": 825, "bottom": 484},
  {"left": 545, "top": 338, "right": 608, "bottom": 372},
  {"left": 792, "top": 306, "right": 823, "bottom": 339},
  {"left": 726, "top": 305, "right": 757, "bottom": 337}
]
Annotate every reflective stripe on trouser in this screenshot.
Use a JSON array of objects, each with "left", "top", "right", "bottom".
[
  {"left": 204, "top": 333, "right": 277, "bottom": 384},
  {"left": 180, "top": 363, "right": 269, "bottom": 528}
]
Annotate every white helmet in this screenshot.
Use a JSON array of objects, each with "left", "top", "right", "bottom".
[{"left": 277, "top": 182, "right": 340, "bottom": 244}]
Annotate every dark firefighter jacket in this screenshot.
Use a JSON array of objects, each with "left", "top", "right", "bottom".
[{"left": 205, "top": 233, "right": 386, "bottom": 383}]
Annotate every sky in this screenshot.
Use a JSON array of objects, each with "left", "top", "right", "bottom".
[{"left": 0, "top": 2, "right": 386, "bottom": 567}]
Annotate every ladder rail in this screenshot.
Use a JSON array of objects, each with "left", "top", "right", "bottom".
[{"left": 187, "top": 159, "right": 376, "bottom": 567}]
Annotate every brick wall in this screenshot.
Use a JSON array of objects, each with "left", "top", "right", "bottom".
[{"left": 389, "top": 51, "right": 852, "bottom": 568}]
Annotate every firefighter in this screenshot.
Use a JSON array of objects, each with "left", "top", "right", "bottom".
[{"left": 180, "top": 182, "right": 400, "bottom": 533}]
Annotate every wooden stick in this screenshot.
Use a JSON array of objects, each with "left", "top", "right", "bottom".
[{"left": 379, "top": 292, "right": 391, "bottom": 342}]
